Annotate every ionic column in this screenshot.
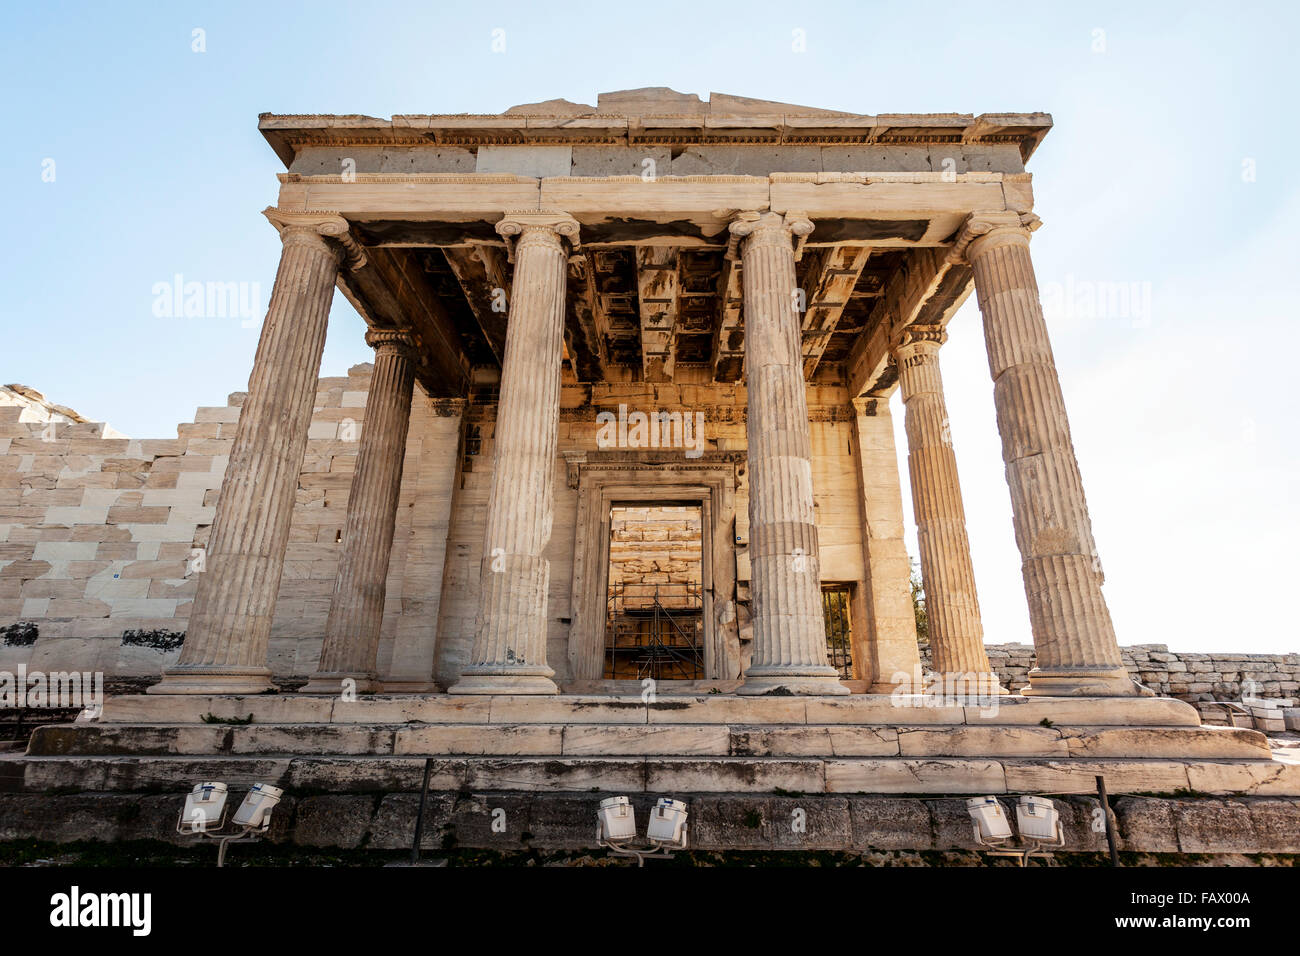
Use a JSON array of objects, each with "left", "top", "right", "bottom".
[
  {"left": 955, "top": 210, "right": 1138, "bottom": 696},
  {"left": 303, "top": 329, "right": 419, "bottom": 694},
  {"left": 893, "top": 326, "right": 1002, "bottom": 693},
  {"left": 448, "top": 212, "right": 578, "bottom": 695},
  {"left": 151, "top": 209, "right": 363, "bottom": 694},
  {"left": 732, "top": 211, "right": 847, "bottom": 696}
]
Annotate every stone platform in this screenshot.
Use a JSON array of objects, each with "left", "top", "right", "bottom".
[
  {"left": 6, "top": 693, "right": 1298, "bottom": 798},
  {"left": 4, "top": 693, "right": 1299, "bottom": 857}
]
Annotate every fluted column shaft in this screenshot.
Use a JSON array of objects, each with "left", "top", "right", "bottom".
[
  {"left": 894, "top": 328, "right": 998, "bottom": 688},
  {"left": 449, "top": 213, "right": 578, "bottom": 695},
  {"left": 304, "top": 330, "right": 418, "bottom": 694},
  {"left": 959, "top": 211, "right": 1136, "bottom": 696},
  {"left": 733, "top": 212, "right": 847, "bottom": 696},
  {"left": 152, "top": 214, "right": 351, "bottom": 694}
]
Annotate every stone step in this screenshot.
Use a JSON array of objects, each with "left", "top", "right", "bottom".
[
  {"left": 5, "top": 752, "right": 1299, "bottom": 796},
  {"left": 25, "top": 721, "right": 1270, "bottom": 760},
  {"left": 103, "top": 693, "right": 1203, "bottom": 728}
]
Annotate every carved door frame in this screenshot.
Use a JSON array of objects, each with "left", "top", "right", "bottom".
[{"left": 565, "top": 451, "right": 741, "bottom": 682}]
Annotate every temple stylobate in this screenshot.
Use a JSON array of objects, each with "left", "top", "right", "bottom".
[{"left": 150, "top": 87, "right": 1139, "bottom": 700}]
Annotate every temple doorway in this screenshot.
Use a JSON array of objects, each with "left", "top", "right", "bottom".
[{"left": 603, "top": 503, "right": 704, "bottom": 680}]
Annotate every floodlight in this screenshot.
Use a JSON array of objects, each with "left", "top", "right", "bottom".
[
  {"left": 232, "top": 782, "right": 284, "bottom": 832},
  {"left": 966, "top": 796, "right": 1012, "bottom": 845},
  {"left": 596, "top": 795, "right": 637, "bottom": 842},
  {"left": 177, "top": 781, "right": 281, "bottom": 866},
  {"left": 969, "top": 795, "right": 1065, "bottom": 865},
  {"left": 178, "top": 782, "right": 228, "bottom": 834},
  {"left": 595, "top": 795, "right": 688, "bottom": 865},
  {"left": 1016, "top": 796, "right": 1063, "bottom": 846},
  {"left": 646, "top": 797, "right": 689, "bottom": 849}
]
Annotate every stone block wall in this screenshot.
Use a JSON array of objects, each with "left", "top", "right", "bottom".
[
  {"left": 0, "top": 395, "right": 229, "bottom": 676},
  {"left": 5, "top": 789, "right": 1300, "bottom": 858},
  {"left": 0, "top": 365, "right": 458, "bottom": 683}
]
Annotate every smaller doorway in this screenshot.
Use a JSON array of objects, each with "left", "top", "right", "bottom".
[
  {"left": 822, "top": 584, "right": 854, "bottom": 679},
  {"left": 604, "top": 503, "right": 704, "bottom": 680}
]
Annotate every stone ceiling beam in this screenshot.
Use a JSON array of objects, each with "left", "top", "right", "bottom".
[
  {"left": 800, "top": 245, "right": 873, "bottom": 379},
  {"left": 442, "top": 244, "right": 510, "bottom": 367},
  {"left": 564, "top": 253, "right": 610, "bottom": 381},
  {"left": 362, "top": 248, "right": 472, "bottom": 397},
  {"left": 845, "top": 246, "right": 973, "bottom": 398},
  {"left": 710, "top": 253, "right": 744, "bottom": 383},
  {"left": 635, "top": 246, "right": 681, "bottom": 382}
]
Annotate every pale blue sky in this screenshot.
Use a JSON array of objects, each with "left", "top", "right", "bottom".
[{"left": 3, "top": 1, "right": 1297, "bottom": 654}]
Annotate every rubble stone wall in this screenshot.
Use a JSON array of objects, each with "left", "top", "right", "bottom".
[{"left": 920, "top": 643, "right": 1300, "bottom": 704}]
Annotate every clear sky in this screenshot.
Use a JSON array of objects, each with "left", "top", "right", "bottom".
[{"left": 3, "top": 1, "right": 1297, "bottom": 654}]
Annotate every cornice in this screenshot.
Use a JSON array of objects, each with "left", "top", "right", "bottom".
[{"left": 259, "top": 111, "right": 1053, "bottom": 168}]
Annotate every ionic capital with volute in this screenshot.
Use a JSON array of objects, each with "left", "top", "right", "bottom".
[
  {"left": 364, "top": 327, "right": 420, "bottom": 362},
  {"left": 947, "top": 209, "right": 1042, "bottom": 264},
  {"left": 893, "top": 324, "right": 949, "bottom": 358},
  {"left": 727, "top": 210, "right": 814, "bottom": 261},
  {"left": 262, "top": 207, "right": 367, "bottom": 270},
  {"left": 495, "top": 210, "right": 581, "bottom": 261}
]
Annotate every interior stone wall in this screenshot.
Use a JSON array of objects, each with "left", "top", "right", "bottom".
[{"left": 607, "top": 505, "right": 702, "bottom": 609}]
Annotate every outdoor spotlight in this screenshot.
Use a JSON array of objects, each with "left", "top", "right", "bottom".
[
  {"left": 966, "top": 796, "right": 1012, "bottom": 846},
  {"left": 645, "top": 797, "right": 689, "bottom": 849},
  {"left": 596, "top": 795, "right": 637, "bottom": 843},
  {"left": 595, "top": 795, "right": 689, "bottom": 865},
  {"left": 968, "top": 795, "right": 1066, "bottom": 865},
  {"left": 231, "top": 782, "right": 284, "bottom": 833},
  {"left": 1015, "top": 796, "right": 1064, "bottom": 847},
  {"left": 178, "top": 782, "right": 229, "bottom": 835},
  {"left": 177, "top": 781, "right": 282, "bottom": 866}
]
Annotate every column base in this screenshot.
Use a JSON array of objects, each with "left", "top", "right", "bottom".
[
  {"left": 448, "top": 669, "right": 559, "bottom": 696},
  {"left": 380, "top": 678, "right": 443, "bottom": 694},
  {"left": 928, "top": 671, "right": 1010, "bottom": 696},
  {"left": 1021, "top": 666, "right": 1152, "bottom": 698},
  {"left": 867, "top": 680, "right": 914, "bottom": 694},
  {"left": 148, "top": 666, "right": 276, "bottom": 696},
  {"left": 299, "top": 672, "right": 384, "bottom": 695},
  {"left": 737, "top": 669, "right": 851, "bottom": 696}
]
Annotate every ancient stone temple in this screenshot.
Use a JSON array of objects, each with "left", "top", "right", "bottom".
[
  {"left": 155, "top": 88, "right": 1134, "bottom": 700},
  {"left": 5, "top": 91, "right": 1297, "bottom": 854}
]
